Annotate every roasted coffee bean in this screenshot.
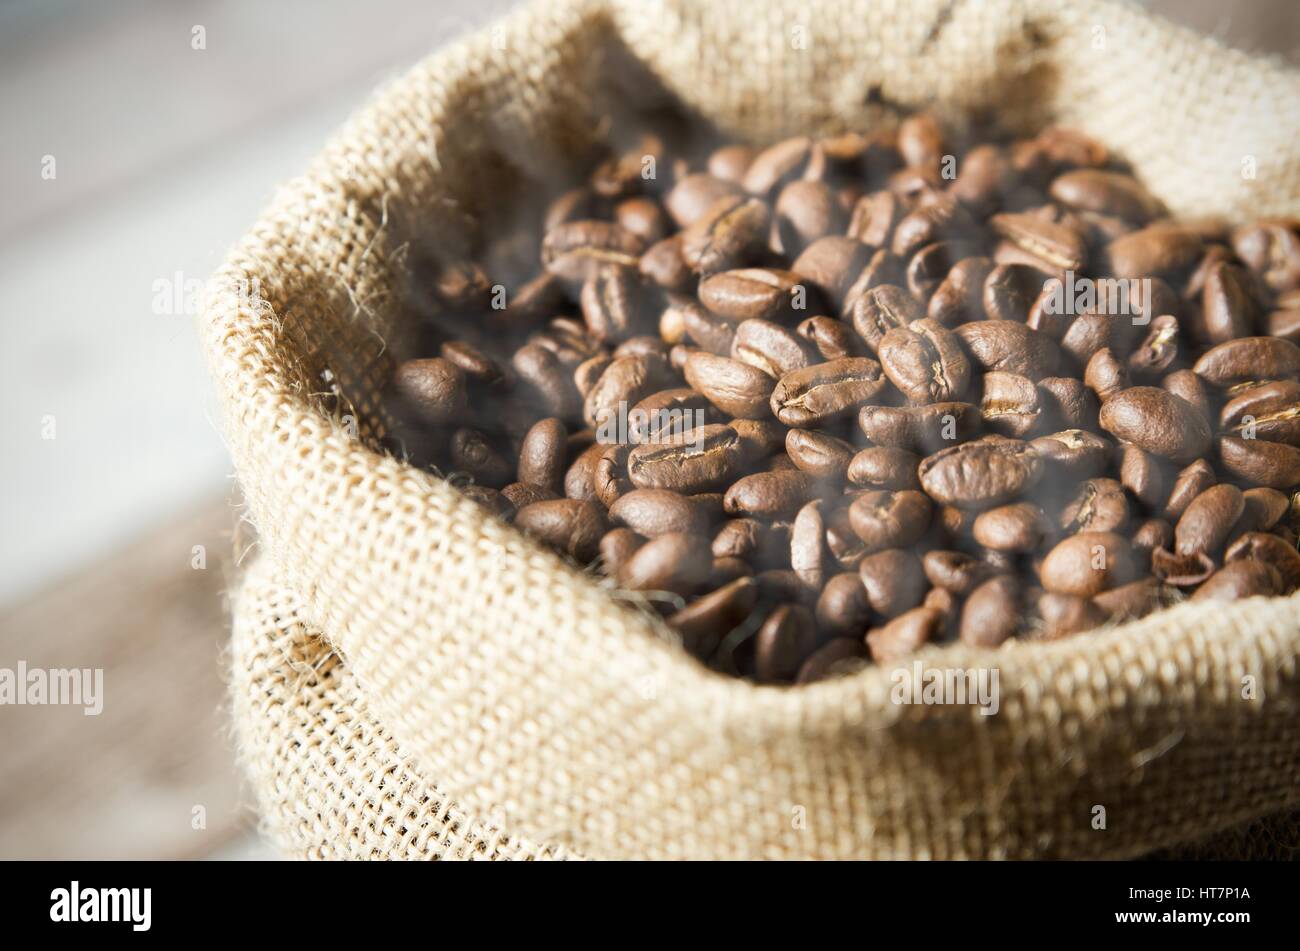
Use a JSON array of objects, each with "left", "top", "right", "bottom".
[
  {"left": 1049, "top": 169, "right": 1160, "bottom": 222},
  {"left": 609, "top": 489, "right": 709, "bottom": 537},
  {"left": 1220, "top": 380, "right": 1300, "bottom": 446},
  {"left": 731, "top": 318, "right": 819, "bottom": 378},
  {"left": 665, "top": 173, "right": 744, "bottom": 228},
  {"left": 960, "top": 575, "right": 1021, "bottom": 647},
  {"left": 866, "top": 606, "right": 943, "bottom": 664},
  {"left": 796, "top": 637, "right": 870, "bottom": 683},
  {"left": 684, "top": 351, "right": 776, "bottom": 419},
  {"left": 848, "top": 490, "right": 933, "bottom": 553},
  {"left": 929, "top": 257, "right": 994, "bottom": 326},
  {"left": 974, "top": 501, "right": 1050, "bottom": 553},
  {"left": 627, "top": 387, "right": 712, "bottom": 442},
  {"left": 956, "top": 320, "right": 1060, "bottom": 379},
  {"left": 1035, "top": 591, "right": 1109, "bottom": 640},
  {"left": 1151, "top": 546, "right": 1216, "bottom": 587},
  {"left": 990, "top": 211, "right": 1087, "bottom": 272},
  {"left": 1191, "top": 560, "right": 1282, "bottom": 601},
  {"left": 1036, "top": 376, "right": 1099, "bottom": 431},
  {"left": 785, "top": 429, "right": 855, "bottom": 479},
  {"left": 727, "top": 417, "right": 788, "bottom": 463},
  {"left": 626, "top": 424, "right": 742, "bottom": 493},
  {"left": 1093, "top": 577, "right": 1168, "bottom": 621},
  {"left": 517, "top": 417, "right": 568, "bottom": 492},
  {"left": 1231, "top": 219, "right": 1300, "bottom": 294},
  {"left": 1083, "top": 348, "right": 1129, "bottom": 403},
  {"left": 711, "top": 518, "right": 772, "bottom": 562},
  {"left": 668, "top": 576, "right": 760, "bottom": 658},
  {"left": 1060, "top": 478, "right": 1129, "bottom": 535},
  {"left": 1040, "top": 531, "right": 1138, "bottom": 596},
  {"left": 542, "top": 219, "right": 644, "bottom": 283},
  {"left": 450, "top": 428, "right": 511, "bottom": 488},
  {"left": 858, "top": 548, "right": 927, "bottom": 618},
  {"left": 700, "top": 268, "right": 808, "bottom": 323},
  {"left": 1119, "top": 444, "right": 1172, "bottom": 511},
  {"left": 919, "top": 437, "right": 1044, "bottom": 508},
  {"left": 979, "top": 371, "right": 1042, "bottom": 437},
  {"left": 501, "top": 481, "right": 560, "bottom": 511},
  {"left": 790, "top": 501, "right": 830, "bottom": 590},
  {"left": 1029, "top": 428, "right": 1111, "bottom": 478},
  {"left": 1174, "top": 484, "right": 1244, "bottom": 556},
  {"left": 791, "top": 237, "right": 874, "bottom": 310},
  {"left": 892, "top": 196, "right": 977, "bottom": 258},
  {"left": 394, "top": 358, "right": 469, "bottom": 425},
  {"left": 848, "top": 189, "right": 903, "bottom": 246},
  {"left": 796, "top": 315, "right": 866, "bottom": 360},
  {"left": 641, "top": 235, "right": 694, "bottom": 292},
  {"left": 1225, "top": 532, "right": 1300, "bottom": 592},
  {"left": 847, "top": 446, "right": 922, "bottom": 490},
  {"left": 515, "top": 499, "right": 609, "bottom": 563},
  {"left": 742, "top": 137, "right": 826, "bottom": 198},
  {"left": 773, "top": 180, "right": 844, "bottom": 255},
  {"left": 707, "top": 144, "right": 756, "bottom": 184},
  {"left": 709, "top": 556, "right": 753, "bottom": 588},
  {"left": 1217, "top": 436, "right": 1300, "bottom": 489},
  {"left": 878, "top": 319, "right": 970, "bottom": 404},
  {"left": 1237, "top": 487, "right": 1290, "bottom": 533},
  {"left": 1200, "top": 262, "right": 1259, "bottom": 345},
  {"left": 771, "top": 358, "right": 887, "bottom": 427},
  {"left": 983, "top": 263, "right": 1047, "bottom": 323},
  {"left": 849, "top": 284, "right": 924, "bottom": 353},
  {"left": 513, "top": 343, "right": 582, "bottom": 421},
  {"left": 858, "top": 402, "right": 982, "bottom": 454},
  {"left": 680, "top": 195, "right": 770, "bottom": 274},
  {"left": 599, "top": 527, "right": 645, "bottom": 575},
  {"left": 1127, "top": 315, "right": 1181, "bottom": 378},
  {"left": 753, "top": 604, "right": 818, "bottom": 682},
  {"left": 1106, "top": 224, "right": 1203, "bottom": 281},
  {"left": 1170, "top": 459, "right": 1216, "bottom": 519},
  {"left": 922, "top": 549, "right": 997, "bottom": 596},
  {"left": 581, "top": 263, "right": 650, "bottom": 343},
  {"left": 815, "top": 572, "right": 872, "bottom": 638},
  {"left": 1194, "top": 336, "right": 1300, "bottom": 388},
  {"left": 563, "top": 442, "right": 606, "bottom": 501},
  {"left": 1099, "top": 387, "right": 1211, "bottom": 462},
  {"left": 618, "top": 531, "right": 713, "bottom": 598},
  {"left": 584, "top": 354, "right": 674, "bottom": 428},
  {"left": 724, "top": 469, "right": 817, "bottom": 520}
]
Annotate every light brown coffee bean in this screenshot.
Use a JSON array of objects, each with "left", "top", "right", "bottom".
[
  {"left": 773, "top": 180, "right": 844, "bottom": 255},
  {"left": 848, "top": 490, "right": 933, "bottom": 554},
  {"left": 609, "top": 489, "right": 708, "bottom": 537},
  {"left": 742, "top": 137, "right": 826, "bottom": 198},
  {"left": 699, "top": 268, "right": 808, "bottom": 323},
  {"left": 796, "top": 315, "right": 866, "bottom": 360},
  {"left": 790, "top": 501, "right": 830, "bottom": 590},
  {"left": 1238, "top": 487, "right": 1290, "bottom": 533},
  {"left": 858, "top": 548, "right": 927, "bottom": 619},
  {"left": 796, "top": 637, "right": 869, "bottom": 683},
  {"left": 791, "top": 237, "right": 874, "bottom": 310},
  {"left": 922, "top": 549, "right": 997, "bottom": 596},
  {"left": 785, "top": 429, "right": 855, "bottom": 479},
  {"left": 1059, "top": 478, "right": 1129, "bottom": 535},
  {"left": 707, "top": 144, "right": 757, "bottom": 184},
  {"left": 1127, "top": 315, "right": 1181, "bottom": 378},
  {"left": 394, "top": 357, "right": 468, "bottom": 425},
  {"left": 1029, "top": 428, "right": 1111, "bottom": 479},
  {"left": 1225, "top": 532, "right": 1300, "bottom": 592},
  {"left": 979, "top": 371, "right": 1042, "bottom": 437},
  {"left": 1232, "top": 219, "right": 1300, "bottom": 294},
  {"left": 990, "top": 211, "right": 1087, "bottom": 272},
  {"left": 515, "top": 499, "right": 610, "bottom": 563},
  {"left": 598, "top": 527, "right": 645, "bottom": 576},
  {"left": 1035, "top": 592, "right": 1108, "bottom": 640},
  {"left": 1217, "top": 435, "right": 1300, "bottom": 489},
  {"left": 866, "top": 606, "right": 943, "bottom": 664},
  {"left": 878, "top": 319, "right": 970, "bottom": 404},
  {"left": 1191, "top": 560, "right": 1282, "bottom": 602},
  {"left": 1106, "top": 224, "right": 1203, "bottom": 281},
  {"left": 1119, "top": 444, "right": 1172, "bottom": 511},
  {"left": 668, "top": 576, "right": 760, "bottom": 658},
  {"left": 684, "top": 351, "right": 777, "bottom": 419},
  {"left": 542, "top": 219, "right": 644, "bottom": 283},
  {"left": 858, "top": 401, "right": 983, "bottom": 454},
  {"left": 955, "top": 320, "right": 1060, "bottom": 380},
  {"left": 723, "top": 470, "right": 817, "bottom": 520},
  {"left": 1039, "top": 531, "right": 1139, "bottom": 596},
  {"left": 1098, "top": 387, "right": 1211, "bottom": 462},
  {"left": 753, "top": 604, "right": 818, "bottom": 682},
  {"left": 1219, "top": 380, "right": 1300, "bottom": 446},
  {"left": 731, "top": 318, "right": 819, "bottom": 378},
  {"left": 627, "top": 424, "right": 742, "bottom": 493},
  {"left": 1151, "top": 546, "right": 1216, "bottom": 587},
  {"left": 847, "top": 447, "right": 922, "bottom": 490},
  {"left": 1049, "top": 169, "right": 1160, "bottom": 222},
  {"left": 1175, "top": 484, "right": 1244, "bottom": 556},
  {"left": 1193, "top": 336, "right": 1300, "bottom": 388},
  {"left": 960, "top": 575, "right": 1021, "bottom": 647},
  {"left": 618, "top": 531, "right": 713, "bottom": 597},
  {"left": 928, "top": 256, "right": 994, "bottom": 326},
  {"left": 680, "top": 195, "right": 770, "bottom": 275},
  {"left": 500, "top": 482, "right": 559, "bottom": 511},
  {"left": 974, "top": 502, "right": 1050, "bottom": 553},
  {"left": 1200, "top": 261, "right": 1260, "bottom": 345},
  {"left": 1092, "top": 577, "right": 1169, "bottom": 621},
  {"left": 665, "top": 173, "right": 744, "bottom": 228},
  {"left": 849, "top": 284, "right": 924, "bottom": 354},
  {"left": 771, "top": 358, "right": 887, "bottom": 427},
  {"left": 1083, "top": 347, "right": 1129, "bottom": 403},
  {"left": 919, "top": 437, "right": 1044, "bottom": 508}
]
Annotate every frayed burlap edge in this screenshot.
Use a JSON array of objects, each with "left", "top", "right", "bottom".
[{"left": 207, "top": 0, "right": 1300, "bottom": 860}]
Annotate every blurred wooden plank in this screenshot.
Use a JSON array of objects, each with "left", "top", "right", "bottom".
[{"left": 0, "top": 496, "right": 254, "bottom": 859}]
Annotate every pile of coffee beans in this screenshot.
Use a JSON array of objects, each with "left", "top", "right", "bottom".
[{"left": 387, "top": 114, "right": 1300, "bottom": 683}]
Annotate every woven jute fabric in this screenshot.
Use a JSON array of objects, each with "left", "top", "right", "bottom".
[{"left": 208, "top": 0, "right": 1300, "bottom": 859}]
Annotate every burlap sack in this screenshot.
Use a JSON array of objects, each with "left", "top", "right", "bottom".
[{"left": 206, "top": 0, "right": 1300, "bottom": 859}]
